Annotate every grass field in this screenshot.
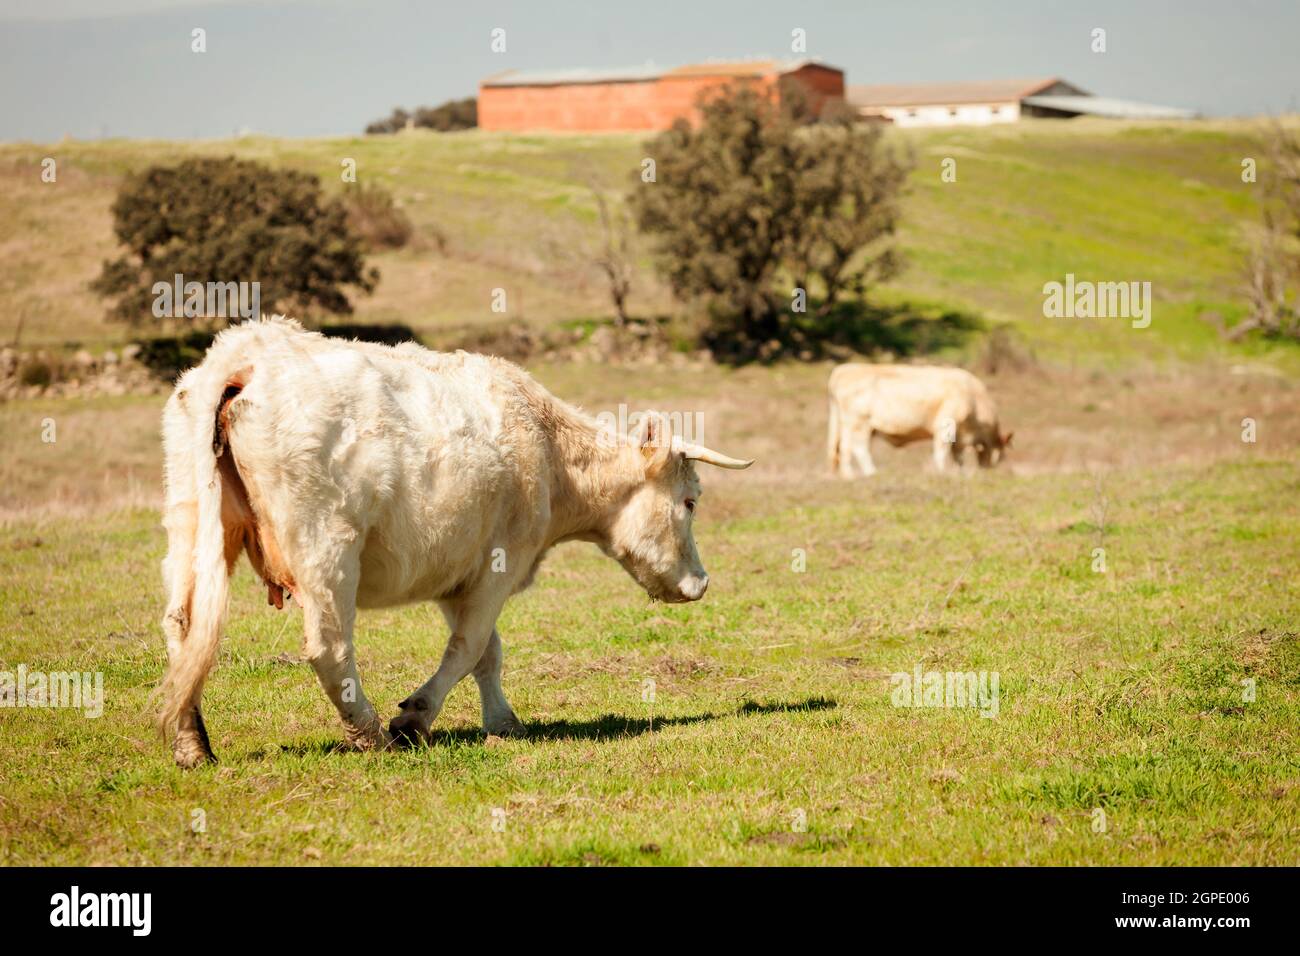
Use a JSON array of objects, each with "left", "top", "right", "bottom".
[
  {"left": 1, "top": 121, "right": 1299, "bottom": 865},
  {"left": 2, "top": 353, "right": 1298, "bottom": 864},
  {"left": 2, "top": 451, "right": 1297, "bottom": 865}
]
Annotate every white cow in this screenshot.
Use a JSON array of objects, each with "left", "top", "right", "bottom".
[
  {"left": 158, "top": 317, "right": 752, "bottom": 768},
  {"left": 827, "top": 363, "right": 1012, "bottom": 477}
]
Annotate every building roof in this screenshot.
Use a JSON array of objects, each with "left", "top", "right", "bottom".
[
  {"left": 481, "top": 65, "right": 664, "bottom": 87},
  {"left": 665, "top": 58, "right": 832, "bottom": 79},
  {"left": 848, "top": 77, "right": 1070, "bottom": 107},
  {"left": 482, "top": 58, "right": 838, "bottom": 88},
  {"left": 1020, "top": 94, "right": 1197, "bottom": 119}
]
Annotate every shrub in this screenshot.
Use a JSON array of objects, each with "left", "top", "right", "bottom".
[
  {"left": 130, "top": 330, "right": 217, "bottom": 378},
  {"left": 629, "top": 85, "right": 910, "bottom": 359},
  {"left": 1224, "top": 123, "right": 1300, "bottom": 341},
  {"left": 318, "top": 322, "right": 421, "bottom": 346},
  {"left": 342, "top": 183, "right": 413, "bottom": 251},
  {"left": 366, "top": 108, "right": 410, "bottom": 135},
  {"left": 413, "top": 98, "right": 477, "bottom": 131},
  {"left": 91, "top": 156, "right": 377, "bottom": 326},
  {"left": 366, "top": 97, "right": 477, "bottom": 134},
  {"left": 131, "top": 323, "right": 421, "bottom": 379},
  {"left": 17, "top": 355, "right": 58, "bottom": 388}
]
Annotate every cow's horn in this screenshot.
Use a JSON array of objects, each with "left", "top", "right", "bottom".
[{"left": 673, "top": 437, "right": 754, "bottom": 469}]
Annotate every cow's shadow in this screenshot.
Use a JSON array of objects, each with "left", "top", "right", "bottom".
[
  {"left": 271, "top": 696, "right": 837, "bottom": 757},
  {"left": 441, "top": 695, "right": 837, "bottom": 745}
]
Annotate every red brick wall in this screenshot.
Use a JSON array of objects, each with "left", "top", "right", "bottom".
[
  {"left": 784, "top": 64, "right": 846, "bottom": 116},
  {"left": 478, "top": 79, "right": 665, "bottom": 132},
  {"left": 648, "top": 75, "right": 774, "bottom": 128},
  {"left": 479, "top": 68, "right": 845, "bottom": 132}
]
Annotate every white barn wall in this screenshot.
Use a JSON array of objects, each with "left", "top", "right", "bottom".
[{"left": 866, "top": 101, "right": 1021, "bottom": 127}]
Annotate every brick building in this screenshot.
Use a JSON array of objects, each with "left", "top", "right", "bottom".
[{"left": 478, "top": 59, "right": 845, "bottom": 132}]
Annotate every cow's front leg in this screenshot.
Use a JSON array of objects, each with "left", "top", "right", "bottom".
[
  {"left": 301, "top": 565, "right": 387, "bottom": 752},
  {"left": 389, "top": 591, "right": 506, "bottom": 747},
  {"left": 932, "top": 432, "right": 953, "bottom": 473},
  {"left": 472, "top": 628, "right": 525, "bottom": 737}
]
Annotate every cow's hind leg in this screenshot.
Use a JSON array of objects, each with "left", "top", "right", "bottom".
[
  {"left": 164, "top": 604, "right": 215, "bottom": 768},
  {"left": 173, "top": 705, "right": 215, "bottom": 767},
  {"left": 389, "top": 588, "right": 507, "bottom": 747},
  {"left": 850, "top": 426, "right": 877, "bottom": 477},
  {"left": 165, "top": 603, "right": 216, "bottom": 768},
  {"left": 162, "top": 501, "right": 218, "bottom": 767},
  {"left": 300, "top": 551, "right": 387, "bottom": 752},
  {"left": 472, "top": 628, "right": 524, "bottom": 737}
]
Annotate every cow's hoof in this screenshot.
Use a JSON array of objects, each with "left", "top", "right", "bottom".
[
  {"left": 172, "top": 732, "right": 216, "bottom": 769},
  {"left": 486, "top": 714, "right": 528, "bottom": 739},
  {"left": 388, "top": 711, "right": 429, "bottom": 749},
  {"left": 344, "top": 719, "right": 391, "bottom": 752}
]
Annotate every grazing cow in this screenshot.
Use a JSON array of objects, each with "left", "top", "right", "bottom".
[
  {"left": 158, "top": 317, "right": 752, "bottom": 768},
  {"left": 827, "top": 363, "right": 1012, "bottom": 477}
]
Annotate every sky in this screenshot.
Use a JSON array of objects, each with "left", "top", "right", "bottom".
[{"left": 1, "top": 0, "right": 1297, "bottom": 141}]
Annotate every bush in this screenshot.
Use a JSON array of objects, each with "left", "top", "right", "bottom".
[
  {"left": 1224, "top": 123, "right": 1300, "bottom": 341},
  {"left": 341, "top": 183, "right": 413, "bottom": 251},
  {"left": 130, "top": 330, "right": 217, "bottom": 378},
  {"left": 131, "top": 323, "right": 422, "bottom": 379},
  {"left": 366, "top": 108, "right": 411, "bottom": 135},
  {"left": 318, "top": 322, "right": 421, "bottom": 346},
  {"left": 629, "top": 85, "right": 910, "bottom": 360},
  {"left": 17, "top": 355, "right": 58, "bottom": 388},
  {"left": 91, "top": 156, "right": 378, "bottom": 326},
  {"left": 366, "top": 97, "right": 477, "bottom": 134}
]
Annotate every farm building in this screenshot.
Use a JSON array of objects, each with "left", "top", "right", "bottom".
[
  {"left": 848, "top": 77, "right": 1196, "bottom": 127},
  {"left": 478, "top": 59, "right": 845, "bottom": 132}
]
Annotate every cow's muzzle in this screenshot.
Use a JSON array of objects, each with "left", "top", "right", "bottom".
[{"left": 676, "top": 574, "right": 709, "bottom": 602}]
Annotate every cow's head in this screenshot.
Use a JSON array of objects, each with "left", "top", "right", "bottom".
[
  {"left": 605, "top": 412, "right": 752, "bottom": 603},
  {"left": 976, "top": 428, "right": 1014, "bottom": 467}
]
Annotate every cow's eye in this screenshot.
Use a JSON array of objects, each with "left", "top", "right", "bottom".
[{"left": 684, "top": 498, "right": 697, "bottom": 513}]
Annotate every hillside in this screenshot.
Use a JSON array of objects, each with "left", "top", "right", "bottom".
[{"left": 0, "top": 119, "right": 1287, "bottom": 363}]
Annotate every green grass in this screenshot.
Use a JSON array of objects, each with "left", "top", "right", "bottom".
[
  {"left": 900, "top": 121, "right": 1269, "bottom": 359},
  {"left": 2, "top": 455, "right": 1296, "bottom": 865},
  {"left": 3, "top": 119, "right": 1298, "bottom": 866},
  {"left": 3, "top": 120, "right": 1294, "bottom": 368}
]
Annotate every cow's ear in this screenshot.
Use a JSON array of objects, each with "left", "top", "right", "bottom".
[
  {"left": 1002, "top": 430, "right": 1014, "bottom": 449},
  {"left": 634, "top": 412, "right": 674, "bottom": 477}
]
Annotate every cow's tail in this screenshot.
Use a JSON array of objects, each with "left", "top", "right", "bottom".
[{"left": 156, "top": 361, "right": 237, "bottom": 754}]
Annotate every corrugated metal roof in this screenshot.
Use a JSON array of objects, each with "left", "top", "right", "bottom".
[
  {"left": 848, "top": 77, "right": 1068, "bottom": 107},
  {"left": 664, "top": 58, "right": 827, "bottom": 78},
  {"left": 482, "top": 65, "right": 665, "bottom": 87},
  {"left": 1021, "top": 94, "right": 1197, "bottom": 119},
  {"left": 482, "top": 58, "right": 836, "bottom": 88}
]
